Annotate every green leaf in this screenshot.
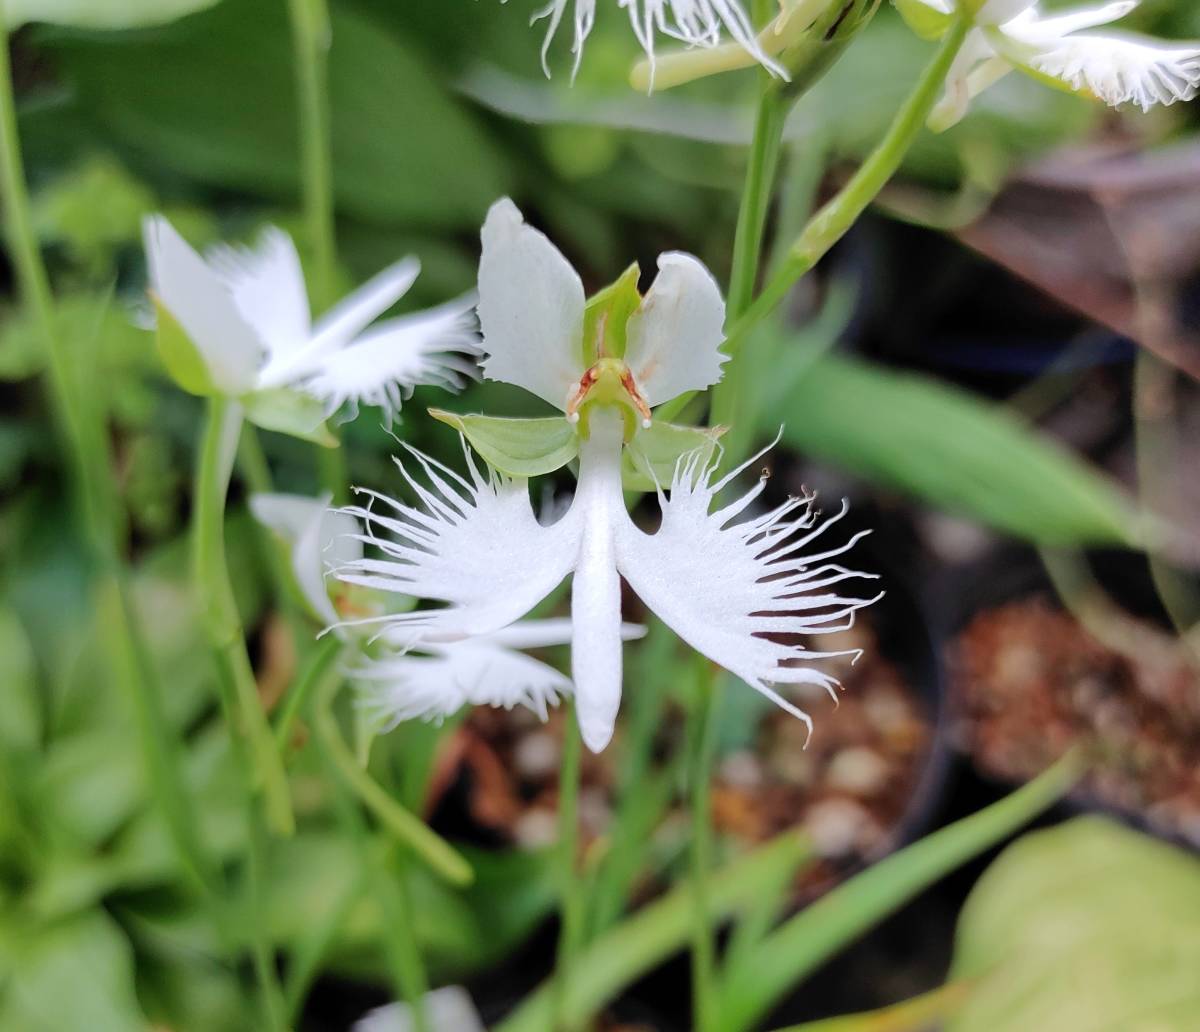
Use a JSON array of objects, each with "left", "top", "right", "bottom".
[
  {"left": 948, "top": 817, "right": 1200, "bottom": 1032},
  {"left": 0, "top": 607, "right": 40, "bottom": 752},
  {"left": 622, "top": 420, "right": 726, "bottom": 493},
  {"left": 718, "top": 753, "right": 1084, "bottom": 1032},
  {"left": 431, "top": 409, "right": 579, "bottom": 477},
  {"left": 243, "top": 389, "right": 337, "bottom": 447},
  {"left": 582, "top": 262, "right": 641, "bottom": 365},
  {"left": 6, "top": 0, "right": 216, "bottom": 29},
  {"left": 891, "top": 0, "right": 953, "bottom": 41},
  {"left": 49, "top": 1, "right": 512, "bottom": 229},
  {"left": 153, "top": 296, "right": 216, "bottom": 396},
  {"left": 763, "top": 353, "right": 1137, "bottom": 547},
  {"left": 0, "top": 911, "right": 145, "bottom": 1032}
]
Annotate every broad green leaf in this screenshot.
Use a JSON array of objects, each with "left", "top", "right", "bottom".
[
  {"left": 431, "top": 409, "right": 579, "bottom": 477},
  {"left": 153, "top": 296, "right": 215, "bottom": 396},
  {"left": 948, "top": 817, "right": 1200, "bottom": 1032},
  {"left": 0, "top": 911, "right": 145, "bottom": 1032},
  {"left": 34, "top": 730, "right": 144, "bottom": 847},
  {"left": 0, "top": 608, "right": 40, "bottom": 752},
  {"left": 623, "top": 420, "right": 726, "bottom": 492},
  {"left": 49, "top": 1, "right": 512, "bottom": 228},
  {"left": 763, "top": 354, "right": 1137, "bottom": 547},
  {"left": 243, "top": 388, "right": 337, "bottom": 447},
  {"left": 6, "top": 0, "right": 216, "bottom": 29},
  {"left": 718, "top": 754, "right": 1083, "bottom": 1032},
  {"left": 582, "top": 262, "right": 641, "bottom": 365}
]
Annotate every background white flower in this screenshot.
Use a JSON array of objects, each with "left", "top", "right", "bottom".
[
  {"left": 896, "top": 0, "right": 1200, "bottom": 130},
  {"left": 516, "top": 0, "right": 784, "bottom": 82},
  {"left": 144, "top": 216, "right": 480, "bottom": 419}
]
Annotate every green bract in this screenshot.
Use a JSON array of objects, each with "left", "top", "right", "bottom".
[
  {"left": 242, "top": 390, "right": 337, "bottom": 449},
  {"left": 430, "top": 410, "right": 581, "bottom": 477},
  {"left": 892, "top": 0, "right": 954, "bottom": 41},
  {"left": 622, "top": 422, "right": 726, "bottom": 492},
  {"left": 153, "top": 296, "right": 216, "bottom": 397}
]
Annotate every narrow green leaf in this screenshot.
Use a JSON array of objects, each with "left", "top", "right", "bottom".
[
  {"left": 496, "top": 829, "right": 813, "bottom": 1032},
  {"left": 719, "top": 752, "right": 1085, "bottom": 1032},
  {"left": 948, "top": 817, "right": 1200, "bottom": 1032},
  {"left": 763, "top": 354, "right": 1137, "bottom": 547},
  {"left": 0, "top": 607, "right": 40, "bottom": 751},
  {"left": 243, "top": 389, "right": 337, "bottom": 448},
  {"left": 430, "top": 409, "right": 579, "bottom": 477},
  {"left": 152, "top": 296, "right": 215, "bottom": 396},
  {"left": 622, "top": 421, "right": 726, "bottom": 492}
]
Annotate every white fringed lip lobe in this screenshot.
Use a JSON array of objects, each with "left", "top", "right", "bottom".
[{"left": 330, "top": 410, "right": 881, "bottom": 752}]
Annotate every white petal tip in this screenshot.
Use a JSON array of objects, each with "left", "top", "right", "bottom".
[{"left": 578, "top": 717, "right": 614, "bottom": 753}]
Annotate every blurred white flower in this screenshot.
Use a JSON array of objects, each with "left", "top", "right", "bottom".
[
  {"left": 354, "top": 986, "right": 485, "bottom": 1032},
  {"left": 143, "top": 217, "right": 479, "bottom": 419},
  {"left": 331, "top": 199, "right": 880, "bottom": 753},
  {"left": 896, "top": 0, "right": 1200, "bottom": 130},
  {"left": 250, "top": 492, "right": 623, "bottom": 726},
  {"left": 515, "top": 0, "right": 784, "bottom": 82}
]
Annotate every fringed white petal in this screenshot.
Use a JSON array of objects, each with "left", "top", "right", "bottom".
[
  {"left": 355, "top": 635, "right": 573, "bottom": 727},
  {"left": 207, "top": 227, "right": 311, "bottom": 365},
  {"left": 1012, "top": 29, "right": 1200, "bottom": 111},
  {"left": 307, "top": 257, "right": 421, "bottom": 353},
  {"left": 299, "top": 296, "right": 481, "bottom": 421},
  {"left": 623, "top": 252, "right": 728, "bottom": 409},
  {"left": 477, "top": 198, "right": 586, "bottom": 410},
  {"left": 142, "top": 216, "right": 264, "bottom": 395},
  {"left": 616, "top": 440, "right": 882, "bottom": 741},
  {"left": 249, "top": 492, "right": 360, "bottom": 626},
  {"left": 331, "top": 440, "right": 582, "bottom": 641},
  {"left": 1001, "top": 1, "right": 1136, "bottom": 38},
  {"left": 976, "top": 0, "right": 1037, "bottom": 25},
  {"left": 529, "top": 0, "right": 784, "bottom": 82}
]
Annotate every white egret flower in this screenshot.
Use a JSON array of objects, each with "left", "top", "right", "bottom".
[
  {"left": 355, "top": 987, "right": 485, "bottom": 1032},
  {"left": 249, "top": 492, "right": 629, "bottom": 726},
  {"left": 332, "top": 199, "right": 880, "bottom": 753},
  {"left": 143, "top": 216, "right": 479, "bottom": 421},
  {"left": 894, "top": 0, "right": 1200, "bottom": 130},
  {"left": 516, "top": 0, "right": 785, "bottom": 82}
]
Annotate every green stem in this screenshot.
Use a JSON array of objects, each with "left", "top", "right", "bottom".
[
  {"left": 725, "top": 16, "right": 969, "bottom": 359},
  {"left": 552, "top": 703, "right": 586, "bottom": 1032},
  {"left": 379, "top": 846, "right": 432, "bottom": 1032},
  {"left": 313, "top": 676, "right": 474, "bottom": 887},
  {"left": 718, "top": 751, "right": 1084, "bottom": 1032},
  {"left": 687, "top": 664, "right": 720, "bottom": 1032},
  {"left": 275, "top": 632, "right": 343, "bottom": 752},
  {"left": 287, "top": 0, "right": 335, "bottom": 310},
  {"left": 245, "top": 798, "right": 287, "bottom": 1032},
  {"left": 0, "top": 11, "right": 218, "bottom": 899},
  {"left": 193, "top": 398, "right": 294, "bottom": 835}
]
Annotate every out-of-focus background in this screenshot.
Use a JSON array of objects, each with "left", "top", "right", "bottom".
[{"left": 2, "top": 1, "right": 1200, "bottom": 1029}]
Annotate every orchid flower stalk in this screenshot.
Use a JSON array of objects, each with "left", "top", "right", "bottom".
[{"left": 333, "top": 198, "right": 881, "bottom": 753}]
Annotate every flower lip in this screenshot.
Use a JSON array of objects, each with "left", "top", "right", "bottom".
[{"left": 564, "top": 357, "right": 653, "bottom": 433}]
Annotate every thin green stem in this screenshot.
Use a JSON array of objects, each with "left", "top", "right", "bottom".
[
  {"left": 552, "top": 704, "right": 586, "bottom": 1032},
  {"left": 313, "top": 676, "right": 474, "bottom": 887},
  {"left": 725, "top": 15, "right": 970, "bottom": 364},
  {"left": 275, "top": 632, "right": 343, "bottom": 752},
  {"left": 0, "top": 11, "right": 219, "bottom": 901},
  {"left": 193, "top": 398, "right": 294, "bottom": 835},
  {"left": 245, "top": 799, "right": 287, "bottom": 1032},
  {"left": 287, "top": 0, "right": 335, "bottom": 310},
  {"left": 379, "top": 846, "right": 432, "bottom": 1032},
  {"left": 687, "top": 663, "right": 720, "bottom": 1032}
]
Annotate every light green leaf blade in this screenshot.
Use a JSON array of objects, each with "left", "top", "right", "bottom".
[
  {"left": 764, "top": 354, "right": 1137, "bottom": 547},
  {"left": 0, "top": 607, "right": 40, "bottom": 751},
  {"left": 0, "top": 911, "right": 145, "bottom": 1032},
  {"left": 622, "top": 421, "right": 726, "bottom": 492},
  {"left": 948, "top": 817, "right": 1200, "bottom": 1032},
  {"left": 431, "top": 409, "right": 579, "bottom": 477},
  {"left": 6, "top": 0, "right": 216, "bottom": 30},
  {"left": 243, "top": 389, "right": 337, "bottom": 448}
]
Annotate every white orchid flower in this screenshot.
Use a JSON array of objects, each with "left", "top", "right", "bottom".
[
  {"left": 893, "top": 0, "right": 1200, "bottom": 131},
  {"left": 355, "top": 986, "right": 485, "bottom": 1032},
  {"left": 250, "top": 492, "right": 631, "bottom": 726},
  {"left": 331, "top": 198, "right": 880, "bottom": 753},
  {"left": 517, "top": 0, "right": 785, "bottom": 83},
  {"left": 143, "top": 216, "right": 480, "bottom": 425}
]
